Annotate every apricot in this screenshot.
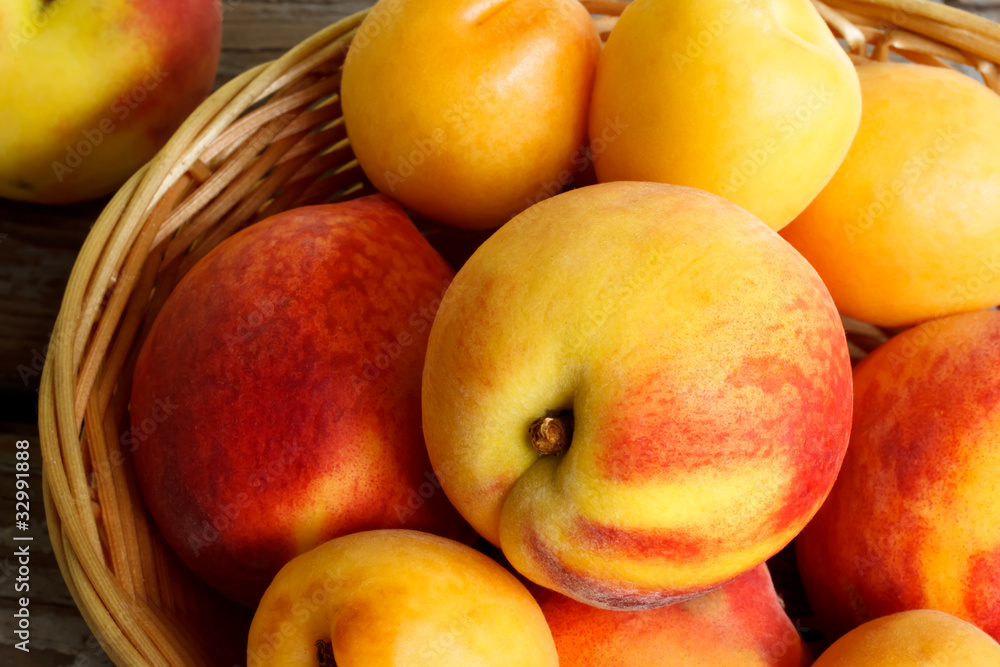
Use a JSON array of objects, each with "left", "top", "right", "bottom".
[
  {"left": 813, "top": 610, "right": 1000, "bottom": 666},
  {"left": 781, "top": 62, "right": 1000, "bottom": 326},
  {"left": 797, "top": 310, "right": 1000, "bottom": 641},
  {"left": 342, "top": 0, "right": 600, "bottom": 229},
  {"left": 246, "top": 530, "right": 558, "bottom": 666},
  {"left": 589, "top": 0, "right": 861, "bottom": 230}
]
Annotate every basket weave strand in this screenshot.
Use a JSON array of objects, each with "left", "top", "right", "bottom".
[{"left": 37, "top": 2, "right": 1000, "bottom": 665}]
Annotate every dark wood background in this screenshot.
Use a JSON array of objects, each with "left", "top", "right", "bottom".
[{"left": 1, "top": 0, "right": 997, "bottom": 665}]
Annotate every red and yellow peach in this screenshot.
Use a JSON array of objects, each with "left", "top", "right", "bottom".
[
  {"left": 797, "top": 310, "right": 1000, "bottom": 641},
  {"left": 422, "top": 181, "right": 853, "bottom": 609},
  {"left": 536, "top": 564, "right": 811, "bottom": 666},
  {"left": 131, "top": 196, "right": 470, "bottom": 606}
]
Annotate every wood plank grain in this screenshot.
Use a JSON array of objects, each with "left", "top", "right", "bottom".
[
  {"left": 217, "top": 1, "right": 371, "bottom": 82},
  {"left": 0, "top": 600, "right": 114, "bottom": 667},
  {"left": 221, "top": 1, "right": 370, "bottom": 50},
  {"left": 0, "top": 199, "right": 106, "bottom": 424}
]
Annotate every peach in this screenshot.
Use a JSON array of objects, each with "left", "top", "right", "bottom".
[
  {"left": 341, "top": 0, "right": 600, "bottom": 229},
  {"left": 781, "top": 63, "right": 1000, "bottom": 327},
  {"left": 589, "top": 0, "right": 861, "bottom": 230},
  {"left": 246, "top": 530, "right": 558, "bottom": 667},
  {"left": 131, "top": 196, "right": 470, "bottom": 606},
  {"left": 422, "top": 181, "right": 853, "bottom": 610},
  {"left": 0, "top": 0, "right": 221, "bottom": 203},
  {"left": 797, "top": 310, "right": 1000, "bottom": 641},
  {"left": 813, "top": 610, "right": 1000, "bottom": 666},
  {"left": 536, "top": 563, "right": 811, "bottom": 666}
]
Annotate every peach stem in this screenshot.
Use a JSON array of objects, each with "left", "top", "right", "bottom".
[
  {"left": 316, "top": 639, "right": 336, "bottom": 666},
  {"left": 530, "top": 412, "right": 573, "bottom": 455}
]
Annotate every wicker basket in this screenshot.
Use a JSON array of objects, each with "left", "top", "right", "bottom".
[{"left": 38, "top": 1, "right": 1000, "bottom": 664}]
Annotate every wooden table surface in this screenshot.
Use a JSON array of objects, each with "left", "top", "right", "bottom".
[{"left": 1, "top": 0, "right": 998, "bottom": 665}]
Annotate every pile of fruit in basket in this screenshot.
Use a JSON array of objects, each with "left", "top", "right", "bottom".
[{"left": 7, "top": 0, "right": 1000, "bottom": 664}]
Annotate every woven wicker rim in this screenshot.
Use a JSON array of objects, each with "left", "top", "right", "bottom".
[{"left": 38, "top": 1, "right": 1000, "bottom": 665}]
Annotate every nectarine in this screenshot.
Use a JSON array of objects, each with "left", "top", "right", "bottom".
[
  {"left": 536, "top": 564, "right": 811, "bottom": 666},
  {"left": 131, "top": 196, "right": 470, "bottom": 606},
  {"left": 0, "top": 0, "right": 221, "bottom": 203},
  {"left": 422, "top": 181, "right": 853, "bottom": 610},
  {"left": 797, "top": 310, "right": 1000, "bottom": 642}
]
